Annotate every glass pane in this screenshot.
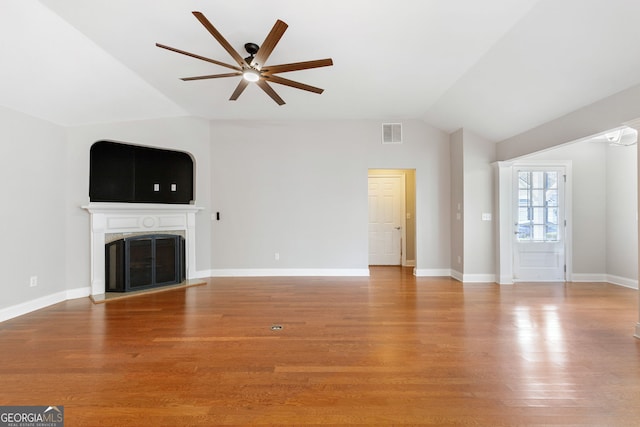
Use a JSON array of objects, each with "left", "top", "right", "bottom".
[
  {"left": 518, "top": 223, "right": 532, "bottom": 240},
  {"left": 156, "top": 237, "right": 177, "bottom": 284},
  {"left": 532, "top": 225, "right": 545, "bottom": 240},
  {"left": 518, "top": 207, "right": 529, "bottom": 223},
  {"left": 532, "top": 171, "right": 544, "bottom": 188},
  {"left": 532, "top": 207, "right": 544, "bottom": 224},
  {"left": 531, "top": 190, "right": 544, "bottom": 206},
  {"left": 129, "top": 239, "right": 153, "bottom": 288},
  {"left": 547, "top": 207, "right": 558, "bottom": 225},
  {"left": 516, "top": 169, "right": 562, "bottom": 243},
  {"left": 518, "top": 190, "right": 529, "bottom": 206}
]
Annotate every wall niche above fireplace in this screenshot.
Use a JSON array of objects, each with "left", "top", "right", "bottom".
[{"left": 90, "top": 140, "right": 194, "bottom": 204}]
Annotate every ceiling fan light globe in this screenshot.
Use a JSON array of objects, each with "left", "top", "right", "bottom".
[{"left": 243, "top": 69, "right": 260, "bottom": 82}]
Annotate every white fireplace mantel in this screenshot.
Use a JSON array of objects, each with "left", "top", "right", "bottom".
[{"left": 82, "top": 203, "right": 203, "bottom": 296}]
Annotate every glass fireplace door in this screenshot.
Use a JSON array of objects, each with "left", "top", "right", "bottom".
[
  {"left": 155, "top": 237, "right": 177, "bottom": 285},
  {"left": 128, "top": 238, "right": 154, "bottom": 289}
]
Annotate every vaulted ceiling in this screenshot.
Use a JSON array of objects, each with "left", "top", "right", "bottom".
[{"left": 3, "top": 0, "right": 640, "bottom": 141}]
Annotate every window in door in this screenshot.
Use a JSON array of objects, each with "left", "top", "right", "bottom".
[{"left": 517, "top": 170, "right": 560, "bottom": 242}]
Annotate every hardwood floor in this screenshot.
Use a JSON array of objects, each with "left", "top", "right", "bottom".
[{"left": 1, "top": 267, "right": 640, "bottom": 426}]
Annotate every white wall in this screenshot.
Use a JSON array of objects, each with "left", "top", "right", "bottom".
[
  {"left": 449, "top": 129, "right": 464, "bottom": 277},
  {"left": 527, "top": 141, "right": 607, "bottom": 277},
  {"left": 0, "top": 106, "right": 67, "bottom": 311},
  {"left": 518, "top": 139, "right": 637, "bottom": 286},
  {"left": 448, "top": 129, "right": 496, "bottom": 281},
  {"left": 64, "top": 116, "right": 213, "bottom": 289},
  {"left": 496, "top": 83, "right": 640, "bottom": 160},
  {"left": 462, "top": 130, "right": 496, "bottom": 278},
  {"left": 209, "top": 119, "right": 450, "bottom": 275},
  {"left": 606, "top": 143, "right": 638, "bottom": 284}
]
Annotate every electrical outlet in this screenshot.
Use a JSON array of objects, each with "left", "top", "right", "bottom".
[
  {"left": 275, "top": 252, "right": 280, "bottom": 261},
  {"left": 29, "top": 276, "right": 38, "bottom": 287}
]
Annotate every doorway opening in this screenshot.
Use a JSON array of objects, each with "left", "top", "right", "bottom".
[
  {"left": 497, "top": 161, "right": 572, "bottom": 283},
  {"left": 512, "top": 166, "right": 567, "bottom": 281},
  {"left": 368, "top": 169, "right": 416, "bottom": 267}
]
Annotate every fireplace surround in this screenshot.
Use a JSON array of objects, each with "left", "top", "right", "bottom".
[{"left": 82, "top": 203, "right": 202, "bottom": 296}]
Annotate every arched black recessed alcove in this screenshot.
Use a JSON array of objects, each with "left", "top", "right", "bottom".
[{"left": 89, "top": 141, "right": 194, "bottom": 204}]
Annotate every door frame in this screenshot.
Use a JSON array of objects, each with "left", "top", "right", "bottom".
[
  {"left": 496, "top": 160, "right": 573, "bottom": 284},
  {"left": 368, "top": 172, "right": 407, "bottom": 266}
]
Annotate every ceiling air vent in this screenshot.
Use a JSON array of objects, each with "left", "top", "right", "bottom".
[{"left": 382, "top": 123, "right": 402, "bottom": 144}]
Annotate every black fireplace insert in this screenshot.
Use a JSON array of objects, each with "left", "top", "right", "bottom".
[{"left": 105, "top": 234, "right": 185, "bottom": 292}]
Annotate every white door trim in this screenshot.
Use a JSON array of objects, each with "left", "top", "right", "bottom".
[
  {"left": 368, "top": 174, "right": 406, "bottom": 266},
  {"left": 496, "top": 160, "right": 573, "bottom": 284}
]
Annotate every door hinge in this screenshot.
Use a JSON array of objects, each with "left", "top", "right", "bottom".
[
  {"left": 563, "top": 174, "right": 567, "bottom": 183},
  {"left": 564, "top": 219, "right": 567, "bottom": 227},
  {"left": 564, "top": 264, "right": 566, "bottom": 272}
]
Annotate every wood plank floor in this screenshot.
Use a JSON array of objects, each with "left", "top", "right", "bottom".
[{"left": 1, "top": 267, "right": 640, "bottom": 426}]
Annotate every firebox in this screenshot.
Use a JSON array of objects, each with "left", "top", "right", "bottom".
[{"left": 105, "top": 234, "right": 185, "bottom": 292}]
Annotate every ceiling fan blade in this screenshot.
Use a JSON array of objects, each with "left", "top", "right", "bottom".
[
  {"left": 229, "top": 79, "right": 250, "bottom": 101},
  {"left": 262, "top": 58, "right": 333, "bottom": 75},
  {"left": 264, "top": 75, "right": 324, "bottom": 94},
  {"left": 156, "top": 43, "right": 242, "bottom": 71},
  {"left": 256, "top": 80, "right": 285, "bottom": 105},
  {"left": 252, "top": 20, "right": 288, "bottom": 69},
  {"left": 192, "top": 11, "right": 246, "bottom": 66},
  {"left": 181, "top": 72, "right": 241, "bottom": 81}
]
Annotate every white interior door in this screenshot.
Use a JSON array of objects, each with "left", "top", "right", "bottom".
[
  {"left": 513, "top": 167, "right": 565, "bottom": 281},
  {"left": 368, "top": 175, "right": 404, "bottom": 265}
]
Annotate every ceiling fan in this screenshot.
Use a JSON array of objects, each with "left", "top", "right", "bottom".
[{"left": 156, "top": 11, "right": 333, "bottom": 106}]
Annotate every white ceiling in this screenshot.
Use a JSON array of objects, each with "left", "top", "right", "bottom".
[{"left": 2, "top": 0, "right": 640, "bottom": 141}]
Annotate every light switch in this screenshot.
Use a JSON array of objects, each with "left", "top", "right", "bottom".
[
  {"left": 171, "top": 184, "right": 177, "bottom": 192},
  {"left": 153, "top": 184, "right": 160, "bottom": 192},
  {"left": 482, "top": 213, "right": 492, "bottom": 221}
]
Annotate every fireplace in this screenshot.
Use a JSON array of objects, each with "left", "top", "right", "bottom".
[
  {"left": 106, "top": 234, "right": 186, "bottom": 292},
  {"left": 84, "top": 142, "right": 201, "bottom": 296},
  {"left": 82, "top": 203, "right": 203, "bottom": 296}
]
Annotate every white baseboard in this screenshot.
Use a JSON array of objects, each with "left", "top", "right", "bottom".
[
  {"left": 414, "top": 268, "right": 452, "bottom": 277},
  {"left": 449, "top": 270, "right": 496, "bottom": 283},
  {"left": 570, "top": 273, "right": 637, "bottom": 289},
  {"left": 66, "top": 286, "right": 91, "bottom": 299},
  {"left": 571, "top": 273, "right": 607, "bottom": 282},
  {"left": 208, "top": 268, "right": 370, "bottom": 277},
  {"left": 571, "top": 273, "right": 638, "bottom": 289},
  {"left": 606, "top": 275, "right": 638, "bottom": 289},
  {"left": 450, "top": 269, "right": 463, "bottom": 282},
  {"left": 0, "top": 286, "right": 89, "bottom": 323},
  {"left": 190, "top": 270, "right": 213, "bottom": 279},
  {"left": 498, "top": 275, "right": 514, "bottom": 285},
  {"left": 462, "top": 274, "right": 497, "bottom": 283}
]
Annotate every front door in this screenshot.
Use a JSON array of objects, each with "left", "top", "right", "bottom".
[
  {"left": 513, "top": 168, "right": 565, "bottom": 281},
  {"left": 368, "top": 175, "right": 404, "bottom": 265}
]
